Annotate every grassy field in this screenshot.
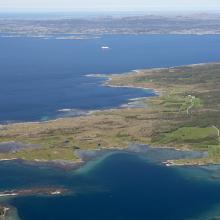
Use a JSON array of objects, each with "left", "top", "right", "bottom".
[
  {"left": 109, "top": 63, "right": 220, "bottom": 163},
  {"left": 0, "top": 63, "right": 220, "bottom": 164}
]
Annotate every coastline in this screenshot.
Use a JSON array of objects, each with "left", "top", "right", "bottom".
[
  {"left": 0, "top": 61, "right": 220, "bottom": 166},
  {"left": 106, "top": 62, "right": 220, "bottom": 164}
]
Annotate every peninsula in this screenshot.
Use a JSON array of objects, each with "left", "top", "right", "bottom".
[{"left": 0, "top": 62, "right": 220, "bottom": 165}]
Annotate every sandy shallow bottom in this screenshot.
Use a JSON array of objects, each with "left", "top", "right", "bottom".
[{"left": 1, "top": 147, "right": 220, "bottom": 220}]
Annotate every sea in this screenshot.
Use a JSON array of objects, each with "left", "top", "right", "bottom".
[{"left": 1, "top": 34, "right": 220, "bottom": 219}]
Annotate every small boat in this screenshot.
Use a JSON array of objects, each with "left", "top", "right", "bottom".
[{"left": 101, "top": 46, "right": 110, "bottom": 49}]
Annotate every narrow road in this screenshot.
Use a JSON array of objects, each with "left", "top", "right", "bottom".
[
  {"left": 212, "top": 125, "right": 220, "bottom": 145},
  {"left": 187, "top": 95, "right": 196, "bottom": 115}
]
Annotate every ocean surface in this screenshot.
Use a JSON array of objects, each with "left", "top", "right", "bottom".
[
  {"left": 2, "top": 151, "right": 220, "bottom": 220},
  {"left": 1, "top": 35, "right": 220, "bottom": 220},
  {"left": 1, "top": 35, "right": 220, "bottom": 122}
]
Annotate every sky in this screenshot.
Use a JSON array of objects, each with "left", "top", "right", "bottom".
[{"left": 1, "top": 0, "right": 220, "bottom": 12}]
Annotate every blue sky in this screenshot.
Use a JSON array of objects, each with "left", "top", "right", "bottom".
[{"left": 1, "top": 0, "right": 220, "bottom": 12}]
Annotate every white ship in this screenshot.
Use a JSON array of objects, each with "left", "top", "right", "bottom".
[{"left": 101, "top": 46, "right": 110, "bottom": 49}]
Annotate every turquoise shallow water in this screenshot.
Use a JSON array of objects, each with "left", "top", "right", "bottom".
[
  {"left": 1, "top": 151, "right": 220, "bottom": 220},
  {"left": 2, "top": 34, "right": 220, "bottom": 219}
]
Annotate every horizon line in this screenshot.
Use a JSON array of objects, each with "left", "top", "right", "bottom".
[{"left": 1, "top": 9, "right": 220, "bottom": 13}]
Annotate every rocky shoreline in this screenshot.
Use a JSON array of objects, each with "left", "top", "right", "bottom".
[
  {"left": 0, "top": 187, "right": 69, "bottom": 198},
  {"left": 0, "top": 206, "right": 9, "bottom": 220},
  {"left": 0, "top": 62, "right": 220, "bottom": 166}
]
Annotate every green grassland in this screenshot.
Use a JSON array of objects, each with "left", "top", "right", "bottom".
[
  {"left": 109, "top": 63, "right": 220, "bottom": 164},
  {"left": 0, "top": 63, "right": 220, "bottom": 164}
]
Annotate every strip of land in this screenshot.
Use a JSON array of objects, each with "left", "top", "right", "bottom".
[
  {"left": 0, "top": 62, "right": 220, "bottom": 165},
  {"left": 0, "top": 187, "right": 69, "bottom": 198},
  {"left": 2, "top": 14, "right": 220, "bottom": 37}
]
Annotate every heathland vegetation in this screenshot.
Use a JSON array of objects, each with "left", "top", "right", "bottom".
[{"left": 0, "top": 63, "right": 220, "bottom": 165}]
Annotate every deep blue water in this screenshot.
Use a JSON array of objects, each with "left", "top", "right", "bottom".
[
  {"left": 1, "top": 152, "right": 220, "bottom": 220},
  {"left": 1, "top": 35, "right": 220, "bottom": 122},
  {"left": 2, "top": 35, "right": 220, "bottom": 219}
]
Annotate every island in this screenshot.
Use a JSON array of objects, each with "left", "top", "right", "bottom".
[
  {"left": 0, "top": 187, "right": 69, "bottom": 198},
  {"left": 0, "top": 187, "right": 70, "bottom": 220},
  {"left": 0, "top": 62, "right": 219, "bottom": 166}
]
